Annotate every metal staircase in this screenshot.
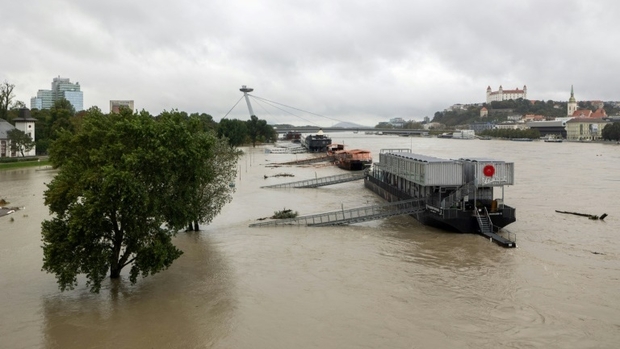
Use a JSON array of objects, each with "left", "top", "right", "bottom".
[
  {"left": 475, "top": 208, "right": 494, "bottom": 235},
  {"left": 475, "top": 207, "right": 516, "bottom": 248}
]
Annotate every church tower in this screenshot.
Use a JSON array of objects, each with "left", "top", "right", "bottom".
[{"left": 567, "top": 85, "right": 577, "bottom": 116}]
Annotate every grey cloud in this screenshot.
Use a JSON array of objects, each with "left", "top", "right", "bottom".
[{"left": 2, "top": 0, "right": 620, "bottom": 126}]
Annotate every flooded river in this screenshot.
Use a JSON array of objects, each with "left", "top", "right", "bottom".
[{"left": 1, "top": 134, "right": 619, "bottom": 348}]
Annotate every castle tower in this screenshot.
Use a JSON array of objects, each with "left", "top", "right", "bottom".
[{"left": 567, "top": 85, "right": 577, "bottom": 116}]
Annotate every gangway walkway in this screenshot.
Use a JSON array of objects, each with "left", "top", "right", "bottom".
[
  {"left": 262, "top": 171, "right": 368, "bottom": 189},
  {"left": 249, "top": 198, "right": 425, "bottom": 227},
  {"left": 269, "top": 155, "right": 335, "bottom": 166}
]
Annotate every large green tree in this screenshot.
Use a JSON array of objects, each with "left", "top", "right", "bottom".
[
  {"left": 41, "top": 108, "right": 236, "bottom": 292},
  {"left": 49, "top": 98, "right": 76, "bottom": 138},
  {"left": 7, "top": 128, "right": 35, "bottom": 157}
]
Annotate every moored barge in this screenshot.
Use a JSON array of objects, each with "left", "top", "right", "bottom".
[
  {"left": 327, "top": 144, "right": 373, "bottom": 171},
  {"left": 334, "top": 149, "right": 372, "bottom": 171},
  {"left": 365, "top": 149, "right": 516, "bottom": 242}
]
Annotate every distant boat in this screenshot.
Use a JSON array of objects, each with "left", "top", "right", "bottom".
[
  {"left": 452, "top": 130, "right": 476, "bottom": 139},
  {"left": 511, "top": 138, "right": 533, "bottom": 142},
  {"left": 301, "top": 129, "right": 332, "bottom": 152},
  {"left": 543, "top": 135, "right": 563, "bottom": 143}
]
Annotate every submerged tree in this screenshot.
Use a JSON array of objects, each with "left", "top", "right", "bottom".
[
  {"left": 186, "top": 134, "right": 240, "bottom": 231},
  {"left": 41, "top": 109, "right": 237, "bottom": 292}
]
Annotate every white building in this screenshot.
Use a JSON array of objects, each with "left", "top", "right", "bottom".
[
  {"left": 0, "top": 109, "right": 36, "bottom": 157},
  {"left": 486, "top": 85, "right": 527, "bottom": 103},
  {"left": 494, "top": 122, "right": 528, "bottom": 130}
]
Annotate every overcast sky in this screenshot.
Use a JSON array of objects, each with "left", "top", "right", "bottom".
[{"left": 2, "top": 0, "right": 619, "bottom": 126}]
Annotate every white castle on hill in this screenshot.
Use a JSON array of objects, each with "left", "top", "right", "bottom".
[{"left": 486, "top": 85, "right": 527, "bottom": 103}]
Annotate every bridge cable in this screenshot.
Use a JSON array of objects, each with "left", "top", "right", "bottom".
[
  {"left": 221, "top": 95, "right": 244, "bottom": 119},
  {"left": 249, "top": 95, "right": 321, "bottom": 127},
  {"left": 249, "top": 94, "right": 347, "bottom": 124}
]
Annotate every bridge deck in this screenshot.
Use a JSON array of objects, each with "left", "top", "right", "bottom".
[
  {"left": 262, "top": 171, "right": 367, "bottom": 188},
  {"left": 249, "top": 199, "right": 425, "bottom": 227}
]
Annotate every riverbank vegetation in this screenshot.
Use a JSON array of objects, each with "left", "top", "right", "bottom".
[
  {"left": 432, "top": 98, "right": 620, "bottom": 127},
  {"left": 602, "top": 122, "right": 620, "bottom": 141},
  {"left": 0, "top": 157, "right": 50, "bottom": 170}
]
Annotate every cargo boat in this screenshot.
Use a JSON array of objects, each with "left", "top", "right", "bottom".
[
  {"left": 334, "top": 149, "right": 372, "bottom": 171},
  {"left": 301, "top": 129, "right": 332, "bottom": 152},
  {"left": 365, "top": 149, "right": 516, "bottom": 235},
  {"left": 326, "top": 144, "right": 372, "bottom": 171}
]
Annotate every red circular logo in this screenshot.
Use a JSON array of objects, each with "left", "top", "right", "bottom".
[{"left": 483, "top": 165, "right": 495, "bottom": 177}]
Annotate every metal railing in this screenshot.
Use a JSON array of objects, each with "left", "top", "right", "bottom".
[
  {"left": 249, "top": 198, "right": 425, "bottom": 227},
  {"left": 483, "top": 206, "right": 495, "bottom": 233},
  {"left": 262, "top": 171, "right": 368, "bottom": 189}
]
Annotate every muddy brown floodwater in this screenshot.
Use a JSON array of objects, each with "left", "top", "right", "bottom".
[{"left": 1, "top": 134, "right": 619, "bottom": 348}]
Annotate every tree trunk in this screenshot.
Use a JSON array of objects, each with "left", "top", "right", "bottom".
[
  {"left": 110, "top": 266, "right": 121, "bottom": 279},
  {"left": 193, "top": 220, "right": 200, "bottom": 231},
  {"left": 110, "top": 227, "right": 123, "bottom": 279}
]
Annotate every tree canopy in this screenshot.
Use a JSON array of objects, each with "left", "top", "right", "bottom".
[
  {"left": 602, "top": 122, "right": 620, "bottom": 141},
  {"left": 217, "top": 118, "right": 248, "bottom": 147},
  {"left": 246, "top": 115, "right": 277, "bottom": 146},
  {"left": 41, "top": 108, "right": 239, "bottom": 292}
]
